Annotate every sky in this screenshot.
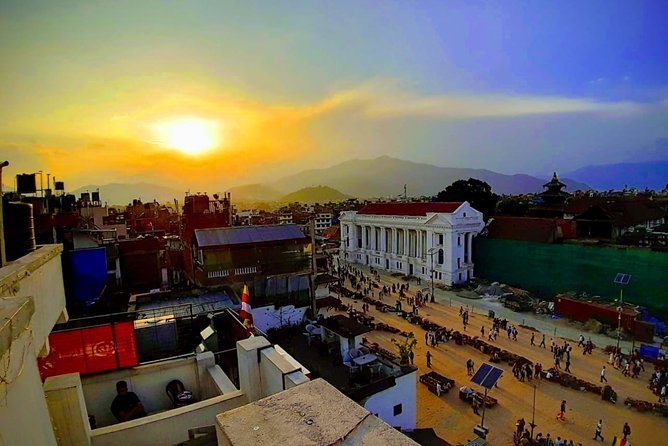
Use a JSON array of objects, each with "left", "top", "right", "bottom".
[{"left": 1, "top": 0, "right": 667, "bottom": 190}]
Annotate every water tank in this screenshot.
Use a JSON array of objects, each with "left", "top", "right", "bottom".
[{"left": 3, "top": 201, "right": 36, "bottom": 261}]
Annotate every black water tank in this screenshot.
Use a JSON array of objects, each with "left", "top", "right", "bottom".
[{"left": 3, "top": 201, "right": 36, "bottom": 261}]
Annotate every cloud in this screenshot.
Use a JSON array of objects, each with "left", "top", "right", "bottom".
[
  {"left": 1, "top": 79, "right": 657, "bottom": 189},
  {"left": 311, "top": 82, "right": 645, "bottom": 120}
]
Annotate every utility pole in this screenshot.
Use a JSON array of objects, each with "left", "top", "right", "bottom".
[
  {"left": 0, "top": 161, "right": 9, "bottom": 267},
  {"left": 530, "top": 384, "right": 537, "bottom": 440},
  {"left": 404, "top": 184, "right": 407, "bottom": 201},
  {"left": 613, "top": 273, "right": 631, "bottom": 354},
  {"left": 310, "top": 218, "right": 318, "bottom": 317}
]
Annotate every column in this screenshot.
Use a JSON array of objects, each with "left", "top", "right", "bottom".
[
  {"left": 467, "top": 232, "right": 473, "bottom": 263},
  {"left": 417, "top": 230, "right": 422, "bottom": 260},
  {"left": 392, "top": 228, "right": 397, "bottom": 254},
  {"left": 362, "top": 225, "right": 367, "bottom": 250},
  {"left": 403, "top": 229, "right": 409, "bottom": 257},
  {"left": 381, "top": 227, "right": 387, "bottom": 253}
]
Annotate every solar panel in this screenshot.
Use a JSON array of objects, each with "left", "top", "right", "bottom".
[
  {"left": 482, "top": 368, "right": 503, "bottom": 389},
  {"left": 471, "top": 363, "right": 503, "bottom": 390},
  {"left": 614, "top": 273, "right": 631, "bottom": 285}
]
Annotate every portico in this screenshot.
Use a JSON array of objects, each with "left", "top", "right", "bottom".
[{"left": 339, "top": 202, "right": 484, "bottom": 285}]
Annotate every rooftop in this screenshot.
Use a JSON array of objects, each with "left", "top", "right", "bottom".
[
  {"left": 321, "top": 314, "right": 373, "bottom": 338},
  {"left": 216, "top": 378, "right": 418, "bottom": 446},
  {"left": 357, "top": 202, "right": 463, "bottom": 216},
  {"left": 194, "top": 224, "right": 306, "bottom": 248}
]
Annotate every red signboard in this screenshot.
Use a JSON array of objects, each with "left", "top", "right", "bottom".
[{"left": 38, "top": 321, "right": 138, "bottom": 380}]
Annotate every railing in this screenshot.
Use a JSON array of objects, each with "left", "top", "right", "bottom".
[
  {"left": 207, "top": 269, "right": 230, "bottom": 279},
  {"left": 234, "top": 266, "right": 257, "bottom": 276}
]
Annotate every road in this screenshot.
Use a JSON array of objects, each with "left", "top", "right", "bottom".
[{"left": 330, "top": 261, "right": 667, "bottom": 446}]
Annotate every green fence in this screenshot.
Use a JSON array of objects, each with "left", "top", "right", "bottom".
[{"left": 473, "top": 238, "right": 668, "bottom": 309}]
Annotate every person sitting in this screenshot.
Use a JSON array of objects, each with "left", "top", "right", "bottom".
[
  {"left": 166, "top": 379, "right": 195, "bottom": 407},
  {"left": 111, "top": 381, "right": 146, "bottom": 422}
]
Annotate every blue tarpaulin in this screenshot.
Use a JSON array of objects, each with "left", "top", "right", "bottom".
[{"left": 62, "top": 248, "right": 108, "bottom": 307}]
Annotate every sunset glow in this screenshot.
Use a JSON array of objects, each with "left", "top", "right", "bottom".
[{"left": 149, "top": 117, "right": 222, "bottom": 155}]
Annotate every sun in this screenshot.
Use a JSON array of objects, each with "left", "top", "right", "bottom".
[{"left": 149, "top": 117, "right": 221, "bottom": 155}]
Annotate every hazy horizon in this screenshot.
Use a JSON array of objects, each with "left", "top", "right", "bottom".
[{"left": 2, "top": 1, "right": 667, "bottom": 190}]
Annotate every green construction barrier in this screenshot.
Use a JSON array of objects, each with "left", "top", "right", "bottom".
[{"left": 473, "top": 238, "right": 668, "bottom": 309}]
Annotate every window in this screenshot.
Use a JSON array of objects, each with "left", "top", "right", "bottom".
[
  {"left": 458, "top": 236, "right": 461, "bottom": 246},
  {"left": 438, "top": 249, "right": 444, "bottom": 265},
  {"left": 463, "top": 212, "right": 467, "bottom": 217},
  {"left": 438, "top": 234, "right": 443, "bottom": 245},
  {"left": 393, "top": 404, "right": 403, "bottom": 416},
  {"left": 457, "top": 258, "right": 461, "bottom": 268},
  {"left": 459, "top": 273, "right": 462, "bottom": 281}
]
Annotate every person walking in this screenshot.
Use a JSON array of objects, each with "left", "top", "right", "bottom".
[
  {"left": 530, "top": 333, "right": 535, "bottom": 346},
  {"left": 593, "top": 419, "right": 604, "bottom": 441},
  {"left": 659, "top": 384, "right": 667, "bottom": 403},
  {"left": 540, "top": 334, "right": 546, "bottom": 348},
  {"left": 600, "top": 366, "right": 608, "bottom": 383},
  {"left": 481, "top": 326, "right": 485, "bottom": 337},
  {"left": 426, "top": 351, "right": 432, "bottom": 368},
  {"left": 557, "top": 400, "right": 566, "bottom": 421},
  {"left": 409, "top": 350, "right": 415, "bottom": 366},
  {"left": 622, "top": 422, "right": 631, "bottom": 440},
  {"left": 565, "top": 357, "right": 572, "bottom": 373}
]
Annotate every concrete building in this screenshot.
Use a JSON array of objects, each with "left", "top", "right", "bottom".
[
  {"left": 1, "top": 245, "right": 415, "bottom": 446},
  {"left": 281, "top": 314, "right": 418, "bottom": 432},
  {"left": 339, "top": 202, "right": 484, "bottom": 285},
  {"left": 216, "top": 378, "right": 418, "bottom": 446},
  {"left": 314, "top": 212, "right": 332, "bottom": 234},
  {"left": 1, "top": 245, "right": 69, "bottom": 446}
]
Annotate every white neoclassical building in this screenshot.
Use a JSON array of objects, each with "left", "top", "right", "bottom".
[{"left": 339, "top": 202, "right": 485, "bottom": 285}]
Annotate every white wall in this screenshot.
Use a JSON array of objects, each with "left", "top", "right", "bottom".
[
  {"left": 251, "top": 304, "right": 308, "bottom": 332},
  {"left": 0, "top": 245, "right": 66, "bottom": 446},
  {"left": 363, "top": 371, "right": 417, "bottom": 431},
  {"left": 340, "top": 203, "right": 484, "bottom": 285},
  {"left": 81, "top": 357, "right": 200, "bottom": 428},
  {"left": 90, "top": 392, "right": 246, "bottom": 446}
]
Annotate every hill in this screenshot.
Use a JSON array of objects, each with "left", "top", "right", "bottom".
[
  {"left": 563, "top": 161, "right": 668, "bottom": 191},
  {"left": 70, "top": 182, "right": 182, "bottom": 206},
  {"left": 279, "top": 186, "right": 351, "bottom": 203},
  {"left": 267, "top": 156, "right": 589, "bottom": 197}
]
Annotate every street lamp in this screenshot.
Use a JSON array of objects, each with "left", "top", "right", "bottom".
[
  {"left": 530, "top": 383, "right": 537, "bottom": 440},
  {"left": 613, "top": 273, "right": 631, "bottom": 354},
  {"left": 428, "top": 247, "right": 439, "bottom": 304}
]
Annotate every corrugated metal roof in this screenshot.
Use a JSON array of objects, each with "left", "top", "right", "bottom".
[
  {"left": 195, "top": 224, "right": 307, "bottom": 248},
  {"left": 135, "top": 291, "right": 237, "bottom": 319},
  {"left": 357, "top": 202, "right": 463, "bottom": 216}
]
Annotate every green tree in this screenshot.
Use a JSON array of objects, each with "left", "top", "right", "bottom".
[
  {"left": 496, "top": 196, "right": 531, "bottom": 216},
  {"left": 435, "top": 178, "right": 499, "bottom": 217},
  {"left": 392, "top": 332, "right": 417, "bottom": 365}
]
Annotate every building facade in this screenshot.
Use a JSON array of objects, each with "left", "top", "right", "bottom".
[
  {"left": 314, "top": 212, "right": 333, "bottom": 234},
  {"left": 339, "top": 202, "right": 484, "bottom": 285}
]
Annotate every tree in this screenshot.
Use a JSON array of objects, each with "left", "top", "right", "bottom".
[
  {"left": 496, "top": 197, "right": 531, "bottom": 216},
  {"left": 392, "top": 332, "right": 417, "bottom": 365},
  {"left": 435, "top": 178, "right": 499, "bottom": 217}
]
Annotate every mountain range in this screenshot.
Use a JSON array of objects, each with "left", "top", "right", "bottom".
[
  {"left": 563, "top": 161, "right": 668, "bottom": 191},
  {"left": 69, "top": 156, "right": 593, "bottom": 204},
  {"left": 265, "top": 156, "right": 588, "bottom": 198}
]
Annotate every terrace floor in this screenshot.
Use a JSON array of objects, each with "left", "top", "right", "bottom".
[{"left": 278, "top": 332, "right": 355, "bottom": 394}]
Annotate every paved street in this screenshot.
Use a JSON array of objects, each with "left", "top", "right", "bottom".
[{"left": 330, "top": 262, "right": 668, "bottom": 446}]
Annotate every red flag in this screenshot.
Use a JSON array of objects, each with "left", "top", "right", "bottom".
[{"left": 240, "top": 284, "right": 254, "bottom": 332}]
